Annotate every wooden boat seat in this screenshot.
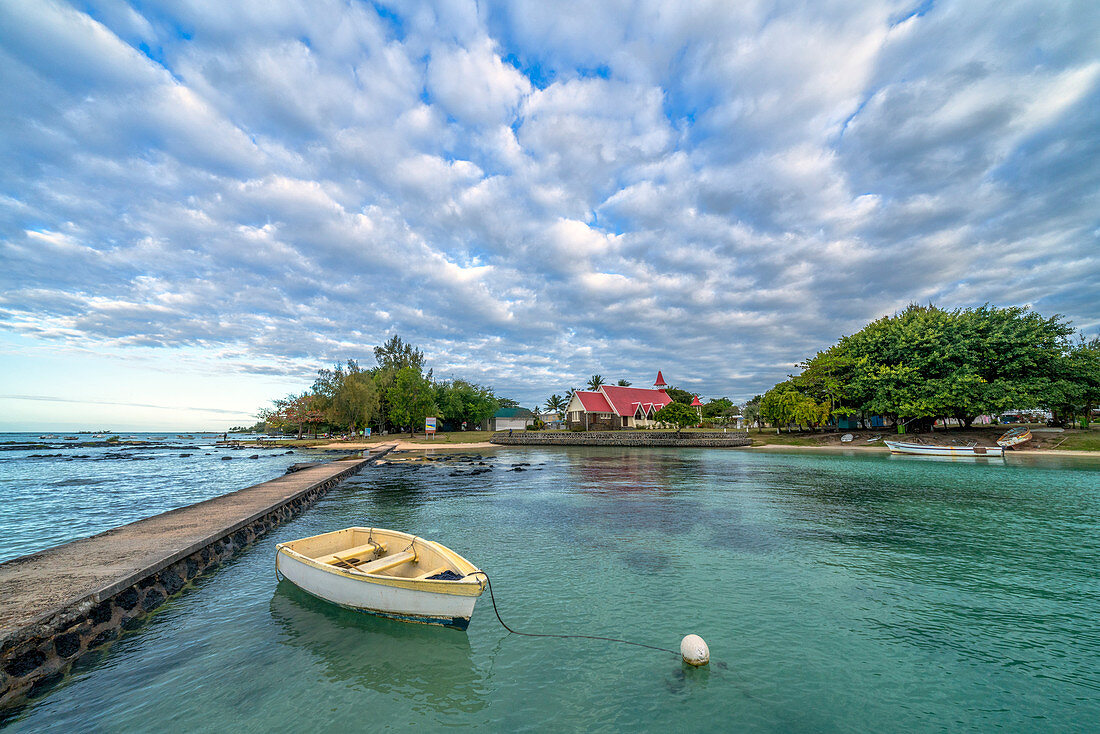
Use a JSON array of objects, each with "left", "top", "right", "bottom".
[
  {"left": 316, "top": 541, "right": 385, "bottom": 566},
  {"left": 353, "top": 551, "right": 417, "bottom": 575}
]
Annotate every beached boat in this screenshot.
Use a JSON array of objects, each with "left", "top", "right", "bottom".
[
  {"left": 275, "top": 527, "right": 486, "bottom": 629},
  {"left": 885, "top": 441, "right": 1005, "bottom": 457},
  {"left": 996, "top": 427, "right": 1032, "bottom": 448}
]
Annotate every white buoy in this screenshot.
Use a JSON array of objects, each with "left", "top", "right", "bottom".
[{"left": 680, "top": 634, "right": 710, "bottom": 666}]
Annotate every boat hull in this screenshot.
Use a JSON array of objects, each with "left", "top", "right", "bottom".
[
  {"left": 276, "top": 545, "right": 482, "bottom": 629},
  {"left": 997, "top": 428, "right": 1032, "bottom": 448},
  {"left": 885, "top": 441, "right": 1005, "bottom": 457}
]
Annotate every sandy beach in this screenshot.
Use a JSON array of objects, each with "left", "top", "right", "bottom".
[{"left": 316, "top": 440, "right": 501, "bottom": 451}]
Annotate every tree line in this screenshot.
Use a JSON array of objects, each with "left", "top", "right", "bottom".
[
  {"left": 759, "top": 304, "right": 1100, "bottom": 431},
  {"left": 258, "top": 336, "right": 515, "bottom": 437}
]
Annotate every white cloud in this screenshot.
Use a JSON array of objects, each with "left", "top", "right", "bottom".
[
  {"left": 0, "top": 0, "right": 1097, "bottom": 416},
  {"left": 428, "top": 37, "right": 531, "bottom": 126}
]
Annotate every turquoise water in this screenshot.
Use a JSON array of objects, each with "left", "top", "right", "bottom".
[
  {"left": 0, "top": 432, "right": 350, "bottom": 562},
  {"left": 3, "top": 447, "right": 1099, "bottom": 732}
]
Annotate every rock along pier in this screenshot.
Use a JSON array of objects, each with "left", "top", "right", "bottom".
[{"left": 0, "top": 445, "right": 394, "bottom": 711}]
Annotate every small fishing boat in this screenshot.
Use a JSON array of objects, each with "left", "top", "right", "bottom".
[
  {"left": 276, "top": 527, "right": 486, "bottom": 629},
  {"left": 996, "top": 427, "right": 1032, "bottom": 448},
  {"left": 885, "top": 441, "right": 1005, "bottom": 457}
]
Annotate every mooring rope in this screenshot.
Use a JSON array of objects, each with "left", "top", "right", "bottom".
[{"left": 470, "top": 571, "right": 680, "bottom": 657}]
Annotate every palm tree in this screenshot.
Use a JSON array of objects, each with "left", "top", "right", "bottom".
[
  {"left": 587, "top": 374, "right": 605, "bottom": 391},
  {"left": 616, "top": 379, "right": 632, "bottom": 386},
  {"left": 544, "top": 393, "right": 566, "bottom": 415}
]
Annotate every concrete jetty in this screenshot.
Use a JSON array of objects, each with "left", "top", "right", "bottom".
[{"left": 0, "top": 445, "right": 394, "bottom": 710}]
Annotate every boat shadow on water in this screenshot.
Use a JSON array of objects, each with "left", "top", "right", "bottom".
[
  {"left": 269, "top": 581, "right": 486, "bottom": 712},
  {"left": 886, "top": 453, "right": 1009, "bottom": 465}
]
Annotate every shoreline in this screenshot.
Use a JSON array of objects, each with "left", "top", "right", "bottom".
[
  {"left": 313, "top": 439, "right": 1098, "bottom": 457},
  {"left": 316, "top": 440, "right": 502, "bottom": 451},
  {"left": 746, "top": 443, "right": 1099, "bottom": 457}
]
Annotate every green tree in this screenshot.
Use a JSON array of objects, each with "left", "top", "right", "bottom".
[
  {"left": 340, "top": 370, "right": 380, "bottom": 434},
  {"left": 741, "top": 395, "right": 763, "bottom": 431},
  {"left": 760, "top": 381, "right": 829, "bottom": 431},
  {"left": 654, "top": 401, "right": 699, "bottom": 433},
  {"left": 1052, "top": 336, "right": 1100, "bottom": 425},
  {"left": 587, "top": 374, "right": 605, "bottom": 390},
  {"left": 702, "top": 397, "right": 735, "bottom": 420},
  {"left": 374, "top": 335, "right": 425, "bottom": 374},
  {"left": 387, "top": 367, "right": 437, "bottom": 436},
  {"left": 664, "top": 387, "right": 693, "bottom": 405},
  {"left": 435, "top": 379, "right": 499, "bottom": 429},
  {"left": 616, "top": 379, "right": 632, "bottom": 386},
  {"left": 311, "top": 360, "right": 379, "bottom": 435},
  {"left": 788, "top": 303, "right": 1078, "bottom": 430},
  {"left": 529, "top": 408, "right": 546, "bottom": 430},
  {"left": 544, "top": 393, "right": 568, "bottom": 418}
]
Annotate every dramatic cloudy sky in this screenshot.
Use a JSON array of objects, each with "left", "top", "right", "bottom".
[{"left": 1, "top": 0, "right": 1098, "bottom": 429}]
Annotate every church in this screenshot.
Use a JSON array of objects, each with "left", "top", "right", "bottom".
[{"left": 564, "top": 372, "right": 675, "bottom": 430}]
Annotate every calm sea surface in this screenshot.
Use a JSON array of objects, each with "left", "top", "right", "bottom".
[
  {"left": 0, "top": 432, "right": 351, "bottom": 562},
  {"left": 2, "top": 444, "right": 1098, "bottom": 732}
]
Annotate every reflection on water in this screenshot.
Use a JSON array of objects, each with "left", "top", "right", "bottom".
[
  {"left": 886, "top": 453, "right": 1009, "bottom": 465},
  {"left": 4, "top": 446, "right": 1099, "bottom": 732},
  {"left": 568, "top": 449, "right": 710, "bottom": 494},
  {"left": 269, "top": 582, "right": 486, "bottom": 714}
]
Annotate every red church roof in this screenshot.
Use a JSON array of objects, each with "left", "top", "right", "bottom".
[
  {"left": 691, "top": 395, "right": 702, "bottom": 407},
  {"left": 574, "top": 390, "right": 613, "bottom": 413},
  {"left": 601, "top": 385, "right": 672, "bottom": 417},
  {"left": 653, "top": 370, "right": 667, "bottom": 387}
]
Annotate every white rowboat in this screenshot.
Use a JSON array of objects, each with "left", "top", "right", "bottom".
[
  {"left": 885, "top": 441, "right": 1005, "bottom": 457},
  {"left": 276, "top": 527, "right": 486, "bottom": 629}
]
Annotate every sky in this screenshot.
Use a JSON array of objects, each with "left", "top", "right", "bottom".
[{"left": 1, "top": 0, "right": 1098, "bottom": 430}]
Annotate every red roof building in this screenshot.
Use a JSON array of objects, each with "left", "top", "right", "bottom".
[
  {"left": 564, "top": 383, "right": 674, "bottom": 430},
  {"left": 653, "top": 370, "right": 667, "bottom": 388},
  {"left": 573, "top": 390, "right": 613, "bottom": 413},
  {"left": 690, "top": 395, "right": 702, "bottom": 407}
]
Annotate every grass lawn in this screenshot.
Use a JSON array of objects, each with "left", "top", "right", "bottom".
[
  {"left": 746, "top": 431, "right": 834, "bottom": 447},
  {"left": 1051, "top": 430, "right": 1100, "bottom": 452},
  {"left": 394, "top": 430, "right": 495, "bottom": 444}
]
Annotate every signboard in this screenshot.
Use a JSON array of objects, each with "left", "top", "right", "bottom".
[
  {"left": 425, "top": 417, "right": 437, "bottom": 435},
  {"left": 364, "top": 427, "right": 371, "bottom": 437}
]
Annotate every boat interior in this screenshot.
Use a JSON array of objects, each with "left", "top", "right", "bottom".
[{"left": 283, "top": 527, "right": 478, "bottom": 581}]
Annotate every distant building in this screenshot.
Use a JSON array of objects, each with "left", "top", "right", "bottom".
[
  {"left": 564, "top": 374, "right": 674, "bottom": 430},
  {"left": 537, "top": 412, "right": 565, "bottom": 429},
  {"left": 487, "top": 407, "right": 535, "bottom": 431}
]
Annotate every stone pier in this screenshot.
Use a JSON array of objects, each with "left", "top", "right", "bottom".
[{"left": 0, "top": 445, "right": 394, "bottom": 711}]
